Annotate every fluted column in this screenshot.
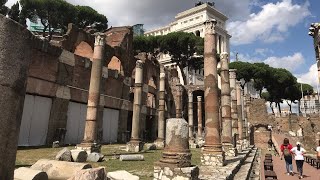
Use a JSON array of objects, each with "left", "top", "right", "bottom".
[
  {"left": 127, "top": 60, "right": 144, "bottom": 152},
  {"left": 197, "top": 96, "right": 203, "bottom": 140},
  {"left": 188, "top": 92, "right": 194, "bottom": 141},
  {"left": 201, "top": 19, "right": 225, "bottom": 166},
  {"left": 155, "top": 65, "right": 165, "bottom": 148},
  {"left": 79, "top": 33, "right": 105, "bottom": 152},
  {"left": 176, "top": 84, "right": 183, "bottom": 118},
  {"left": 229, "top": 69, "right": 238, "bottom": 137}
]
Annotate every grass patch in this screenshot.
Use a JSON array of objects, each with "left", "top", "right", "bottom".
[{"left": 16, "top": 144, "right": 201, "bottom": 180}]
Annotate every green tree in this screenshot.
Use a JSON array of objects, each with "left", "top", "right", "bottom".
[
  {"left": 261, "top": 91, "right": 275, "bottom": 114},
  {"left": 8, "top": 2, "right": 20, "bottom": 22},
  {"left": 0, "top": 0, "right": 8, "bottom": 15},
  {"left": 229, "top": 61, "right": 255, "bottom": 89},
  {"left": 299, "top": 83, "right": 314, "bottom": 95},
  {"left": 284, "top": 83, "right": 301, "bottom": 113},
  {"left": 75, "top": 5, "right": 108, "bottom": 31},
  {"left": 252, "top": 63, "right": 272, "bottom": 96}
]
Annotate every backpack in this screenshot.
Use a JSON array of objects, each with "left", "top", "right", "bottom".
[{"left": 283, "top": 145, "right": 291, "bottom": 157}]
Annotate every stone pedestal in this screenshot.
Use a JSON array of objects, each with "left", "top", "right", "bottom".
[
  {"left": 223, "top": 143, "right": 237, "bottom": 157},
  {"left": 126, "top": 140, "right": 144, "bottom": 153},
  {"left": 154, "top": 118, "right": 197, "bottom": 180},
  {"left": 201, "top": 19, "right": 225, "bottom": 167}
]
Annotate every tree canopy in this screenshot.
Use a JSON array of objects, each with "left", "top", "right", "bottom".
[
  {"left": 231, "top": 61, "right": 313, "bottom": 113},
  {"left": 19, "top": 0, "right": 108, "bottom": 40},
  {"left": 133, "top": 32, "right": 205, "bottom": 70},
  {"left": 8, "top": 2, "right": 20, "bottom": 22},
  {"left": 0, "top": 0, "right": 8, "bottom": 15}
]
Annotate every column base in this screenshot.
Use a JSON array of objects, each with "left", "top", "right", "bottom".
[
  {"left": 201, "top": 151, "right": 225, "bottom": 166},
  {"left": 222, "top": 143, "right": 237, "bottom": 157},
  {"left": 76, "top": 142, "right": 101, "bottom": 154},
  {"left": 154, "top": 165, "right": 199, "bottom": 180},
  {"left": 154, "top": 138, "right": 165, "bottom": 149},
  {"left": 126, "top": 140, "right": 144, "bottom": 152}
]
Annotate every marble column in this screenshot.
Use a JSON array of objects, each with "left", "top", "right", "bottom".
[
  {"left": 155, "top": 65, "right": 165, "bottom": 148},
  {"left": 197, "top": 96, "right": 203, "bottom": 141},
  {"left": 78, "top": 33, "right": 105, "bottom": 153},
  {"left": 201, "top": 19, "right": 225, "bottom": 166},
  {"left": 127, "top": 60, "right": 144, "bottom": 152},
  {"left": 188, "top": 92, "right": 194, "bottom": 142},
  {"left": 0, "top": 16, "right": 32, "bottom": 179},
  {"left": 176, "top": 83, "right": 183, "bottom": 118},
  {"left": 229, "top": 69, "right": 238, "bottom": 138},
  {"left": 220, "top": 52, "right": 236, "bottom": 157}
]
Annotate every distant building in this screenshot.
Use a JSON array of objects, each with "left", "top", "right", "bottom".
[
  {"left": 132, "top": 24, "right": 145, "bottom": 36},
  {"left": 144, "top": 2, "right": 231, "bottom": 86},
  {"left": 300, "top": 93, "right": 320, "bottom": 115}
]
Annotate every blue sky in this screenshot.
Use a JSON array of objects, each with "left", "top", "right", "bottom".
[{"left": 6, "top": 0, "right": 320, "bottom": 88}]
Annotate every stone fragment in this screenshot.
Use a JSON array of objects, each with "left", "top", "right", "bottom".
[
  {"left": 14, "top": 167, "right": 48, "bottom": 180},
  {"left": 67, "top": 167, "right": 106, "bottom": 180},
  {"left": 87, "top": 152, "right": 104, "bottom": 162},
  {"left": 145, "top": 143, "right": 157, "bottom": 150},
  {"left": 30, "top": 159, "right": 92, "bottom": 179},
  {"left": 71, "top": 149, "right": 88, "bottom": 162},
  {"left": 55, "top": 147, "right": 72, "bottom": 162},
  {"left": 119, "top": 154, "right": 144, "bottom": 161},
  {"left": 52, "top": 141, "right": 60, "bottom": 148},
  {"left": 107, "top": 170, "right": 139, "bottom": 180},
  {"left": 197, "top": 139, "right": 205, "bottom": 148}
]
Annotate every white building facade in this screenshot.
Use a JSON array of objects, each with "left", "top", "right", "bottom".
[{"left": 144, "top": 3, "right": 231, "bottom": 86}]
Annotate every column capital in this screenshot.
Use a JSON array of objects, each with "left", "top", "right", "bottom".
[
  {"left": 94, "top": 33, "right": 105, "bottom": 46},
  {"left": 220, "top": 52, "right": 229, "bottom": 71},
  {"left": 197, "top": 96, "right": 202, "bottom": 102},
  {"left": 229, "top": 69, "right": 237, "bottom": 79},
  {"left": 204, "top": 19, "right": 217, "bottom": 35}
]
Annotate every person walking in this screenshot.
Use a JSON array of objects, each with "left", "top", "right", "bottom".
[
  {"left": 316, "top": 140, "right": 320, "bottom": 160},
  {"left": 280, "top": 138, "right": 293, "bottom": 176},
  {"left": 291, "top": 142, "right": 306, "bottom": 179}
]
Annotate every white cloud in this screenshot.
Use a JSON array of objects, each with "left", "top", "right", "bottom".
[
  {"left": 254, "top": 48, "right": 274, "bottom": 57},
  {"left": 6, "top": 0, "right": 254, "bottom": 30},
  {"left": 297, "top": 63, "right": 318, "bottom": 89},
  {"left": 263, "top": 53, "right": 305, "bottom": 72},
  {"left": 228, "top": 0, "right": 310, "bottom": 45}
]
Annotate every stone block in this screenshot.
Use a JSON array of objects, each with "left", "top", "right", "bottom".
[
  {"left": 30, "top": 159, "right": 92, "bottom": 179},
  {"left": 107, "top": 170, "right": 139, "bottom": 180},
  {"left": 201, "top": 153, "right": 225, "bottom": 167},
  {"left": 87, "top": 152, "right": 104, "bottom": 162},
  {"left": 153, "top": 166, "right": 199, "bottom": 180},
  {"left": 126, "top": 141, "right": 143, "bottom": 152},
  {"left": 14, "top": 167, "right": 48, "bottom": 180},
  {"left": 71, "top": 149, "right": 88, "bottom": 162},
  {"left": 55, "top": 147, "right": 72, "bottom": 162},
  {"left": 119, "top": 154, "right": 144, "bottom": 161},
  {"left": 145, "top": 143, "right": 157, "bottom": 150},
  {"left": 154, "top": 140, "right": 165, "bottom": 149},
  {"left": 67, "top": 167, "right": 106, "bottom": 180}
]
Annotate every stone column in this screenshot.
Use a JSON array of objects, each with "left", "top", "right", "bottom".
[
  {"left": 229, "top": 69, "right": 238, "bottom": 138},
  {"left": 201, "top": 19, "right": 225, "bottom": 166},
  {"left": 78, "top": 33, "right": 105, "bottom": 153},
  {"left": 127, "top": 60, "right": 144, "bottom": 152},
  {"left": 0, "top": 15, "right": 32, "bottom": 180},
  {"left": 188, "top": 92, "right": 195, "bottom": 143},
  {"left": 244, "top": 95, "right": 250, "bottom": 147},
  {"left": 220, "top": 52, "right": 236, "bottom": 157},
  {"left": 155, "top": 65, "right": 165, "bottom": 149},
  {"left": 176, "top": 84, "right": 183, "bottom": 118},
  {"left": 236, "top": 81, "right": 244, "bottom": 151},
  {"left": 154, "top": 118, "right": 199, "bottom": 180},
  {"left": 197, "top": 96, "right": 203, "bottom": 141}
]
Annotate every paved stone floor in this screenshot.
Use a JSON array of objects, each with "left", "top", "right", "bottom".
[{"left": 261, "top": 133, "right": 320, "bottom": 180}]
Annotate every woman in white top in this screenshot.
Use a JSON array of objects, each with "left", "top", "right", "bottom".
[{"left": 290, "top": 142, "right": 306, "bottom": 179}]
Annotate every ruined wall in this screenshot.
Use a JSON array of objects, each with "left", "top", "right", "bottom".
[{"left": 248, "top": 99, "right": 270, "bottom": 125}]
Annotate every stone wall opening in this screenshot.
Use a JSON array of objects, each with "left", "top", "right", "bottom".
[
  {"left": 249, "top": 123, "right": 270, "bottom": 149},
  {"left": 107, "top": 56, "right": 124, "bottom": 76}
]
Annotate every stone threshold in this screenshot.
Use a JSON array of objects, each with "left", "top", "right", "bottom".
[
  {"left": 233, "top": 147, "right": 258, "bottom": 180},
  {"left": 199, "top": 146, "right": 254, "bottom": 180}
]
